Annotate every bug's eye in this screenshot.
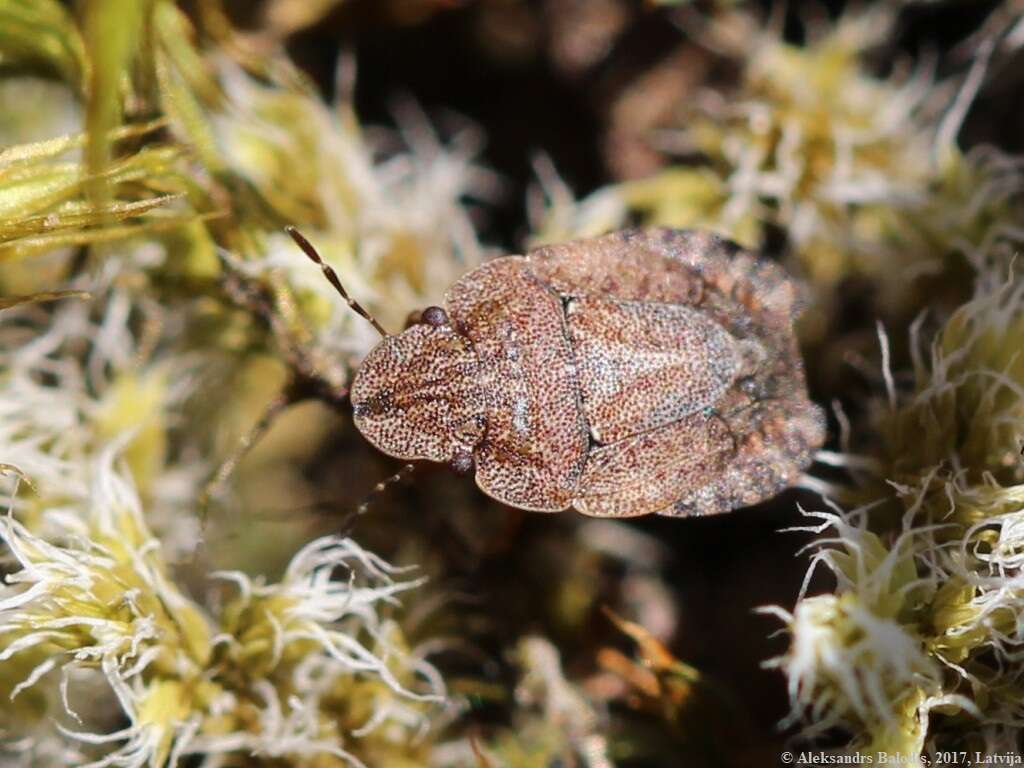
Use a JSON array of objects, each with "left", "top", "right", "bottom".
[
  {"left": 449, "top": 450, "right": 474, "bottom": 475},
  {"left": 455, "top": 414, "right": 487, "bottom": 445},
  {"left": 422, "top": 306, "right": 449, "bottom": 327}
]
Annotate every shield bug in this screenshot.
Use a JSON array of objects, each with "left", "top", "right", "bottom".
[{"left": 289, "top": 226, "right": 825, "bottom": 517}]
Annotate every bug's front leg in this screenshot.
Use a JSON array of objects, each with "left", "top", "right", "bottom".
[{"left": 200, "top": 256, "right": 356, "bottom": 519}]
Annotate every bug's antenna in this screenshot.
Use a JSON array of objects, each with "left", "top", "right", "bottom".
[
  {"left": 285, "top": 226, "right": 389, "bottom": 338},
  {"left": 356, "top": 462, "right": 417, "bottom": 515}
]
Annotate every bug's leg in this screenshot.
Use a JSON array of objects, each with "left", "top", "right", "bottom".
[
  {"left": 217, "top": 248, "right": 347, "bottom": 395},
  {"left": 198, "top": 388, "right": 293, "bottom": 522},
  {"left": 244, "top": 475, "right": 411, "bottom": 544},
  {"left": 356, "top": 463, "right": 417, "bottom": 515},
  {"left": 204, "top": 242, "right": 361, "bottom": 525},
  {"left": 226, "top": 461, "right": 413, "bottom": 539},
  {"left": 197, "top": 366, "right": 353, "bottom": 522},
  {"left": 285, "top": 226, "right": 390, "bottom": 338}
]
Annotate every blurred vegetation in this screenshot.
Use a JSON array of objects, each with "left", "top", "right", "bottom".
[{"left": 1, "top": 0, "right": 1024, "bottom": 766}]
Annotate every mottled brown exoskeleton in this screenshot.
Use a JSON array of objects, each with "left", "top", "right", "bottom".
[{"left": 293, "top": 227, "right": 825, "bottom": 517}]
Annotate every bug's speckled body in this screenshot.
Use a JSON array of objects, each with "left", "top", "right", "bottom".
[{"left": 351, "top": 228, "right": 825, "bottom": 517}]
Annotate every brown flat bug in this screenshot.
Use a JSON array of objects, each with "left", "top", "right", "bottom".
[{"left": 289, "top": 227, "right": 825, "bottom": 517}]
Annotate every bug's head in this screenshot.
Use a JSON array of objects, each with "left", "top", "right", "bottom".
[{"left": 351, "top": 307, "right": 488, "bottom": 470}]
